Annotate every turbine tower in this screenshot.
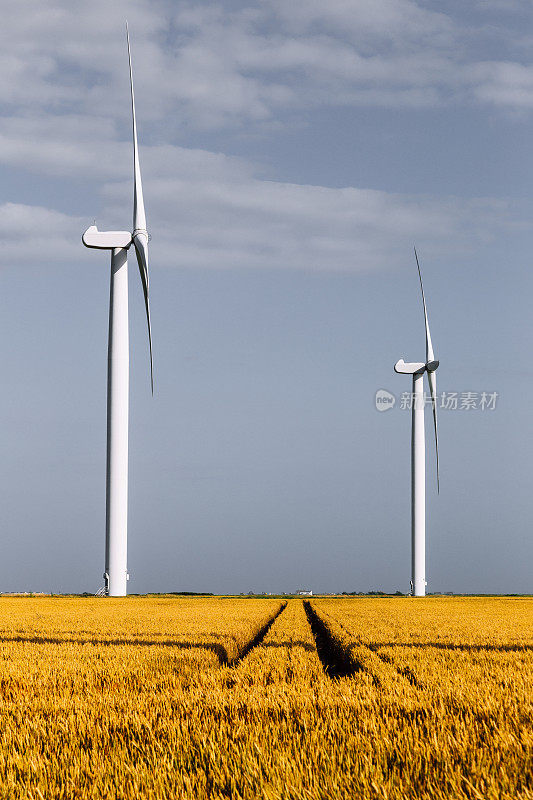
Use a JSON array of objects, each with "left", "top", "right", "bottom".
[
  {"left": 82, "top": 25, "right": 153, "bottom": 597},
  {"left": 394, "top": 248, "right": 439, "bottom": 597}
]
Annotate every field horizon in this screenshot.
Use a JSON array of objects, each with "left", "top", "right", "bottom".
[{"left": 3, "top": 591, "right": 533, "bottom": 598}]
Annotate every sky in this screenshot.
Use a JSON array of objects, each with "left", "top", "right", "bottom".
[{"left": 0, "top": 0, "right": 532, "bottom": 594}]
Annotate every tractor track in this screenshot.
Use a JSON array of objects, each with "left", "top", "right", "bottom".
[
  {"left": 304, "top": 601, "right": 422, "bottom": 687},
  {"left": 304, "top": 601, "right": 360, "bottom": 678},
  {"left": 225, "top": 602, "right": 287, "bottom": 666}
]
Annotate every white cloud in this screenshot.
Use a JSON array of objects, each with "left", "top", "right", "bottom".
[
  {"left": 0, "top": 0, "right": 531, "bottom": 138},
  {"left": 269, "top": 0, "right": 454, "bottom": 46},
  {"left": 0, "top": 203, "right": 86, "bottom": 265},
  {"left": 469, "top": 61, "right": 533, "bottom": 108},
  {"left": 0, "top": 115, "right": 125, "bottom": 179},
  {"left": 141, "top": 175, "right": 516, "bottom": 271},
  {"left": 0, "top": 0, "right": 530, "bottom": 276},
  {"left": 0, "top": 144, "right": 519, "bottom": 273}
]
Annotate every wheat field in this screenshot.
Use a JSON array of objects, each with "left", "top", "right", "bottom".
[{"left": 0, "top": 595, "right": 530, "bottom": 799}]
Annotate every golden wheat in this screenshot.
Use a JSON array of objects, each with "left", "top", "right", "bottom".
[{"left": 0, "top": 595, "right": 531, "bottom": 799}]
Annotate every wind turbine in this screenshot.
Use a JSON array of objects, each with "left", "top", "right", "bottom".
[
  {"left": 394, "top": 248, "right": 439, "bottom": 597},
  {"left": 82, "top": 25, "right": 152, "bottom": 597}
]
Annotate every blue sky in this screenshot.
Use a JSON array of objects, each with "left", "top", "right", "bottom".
[{"left": 0, "top": 0, "right": 532, "bottom": 594}]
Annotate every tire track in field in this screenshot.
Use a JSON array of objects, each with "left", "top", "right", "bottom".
[
  {"left": 304, "top": 601, "right": 422, "bottom": 687},
  {"left": 225, "top": 602, "right": 287, "bottom": 666},
  {"left": 319, "top": 605, "right": 423, "bottom": 687},
  {"left": 304, "top": 601, "right": 360, "bottom": 678}
]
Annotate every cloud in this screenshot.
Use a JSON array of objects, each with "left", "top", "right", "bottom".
[
  {"left": 0, "top": 0, "right": 532, "bottom": 140},
  {"left": 141, "top": 174, "right": 516, "bottom": 272},
  {"left": 269, "top": 0, "right": 454, "bottom": 46},
  {"left": 469, "top": 61, "right": 533, "bottom": 108},
  {"left": 0, "top": 115, "right": 125, "bottom": 180},
  {"left": 0, "top": 203, "right": 86, "bottom": 265},
  {"left": 161, "top": 1, "right": 533, "bottom": 120},
  {"left": 0, "top": 144, "right": 520, "bottom": 274},
  {"left": 0, "top": 0, "right": 530, "bottom": 276}
]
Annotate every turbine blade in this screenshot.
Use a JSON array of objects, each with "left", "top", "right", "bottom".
[
  {"left": 414, "top": 246, "right": 434, "bottom": 363},
  {"left": 127, "top": 25, "right": 152, "bottom": 392},
  {"left": 427, "top": 368, "right": 440, "bottom": 493},
  {"left": 127, "top": 23, "right": 146, "bottom": 233},
  {"left": 133, "top": 232, "right": 153, "bottom": 393}
]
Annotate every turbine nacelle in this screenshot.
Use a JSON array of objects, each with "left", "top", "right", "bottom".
[
  {"left": 394, "top": 359, "right": 426, "bottom": 375},
  {"left": 394, "top": 358, "right": 439, "bottom": 374},
  {"left": 82, "top": 225, "right": 132, "bottom": 251}
]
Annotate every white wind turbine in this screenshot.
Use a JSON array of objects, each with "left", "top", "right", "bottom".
[
  {"left": 82, "top": 25, "right": 153, "bottom": 597},
  {"left": 394, "top": 248, "right": 439, "bottom": 597}
]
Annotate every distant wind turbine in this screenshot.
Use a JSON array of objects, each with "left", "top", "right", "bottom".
[
  {"left": 82, "top": 24, "right": 152, "bottom": 597},
  {"left": 394, "top": 248, "right": 439, "bottom": 597}
]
